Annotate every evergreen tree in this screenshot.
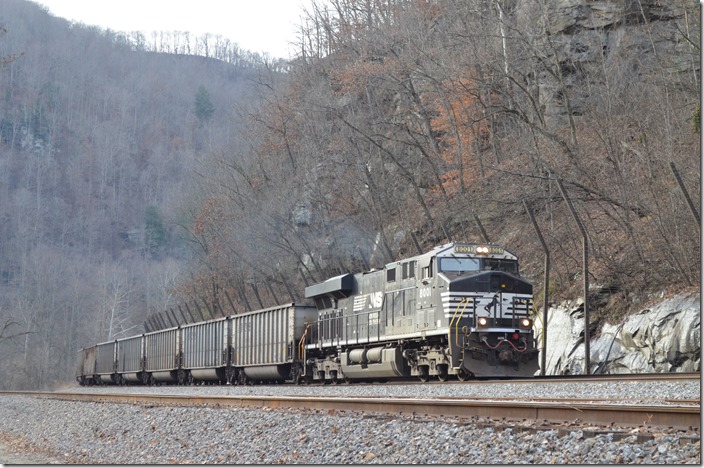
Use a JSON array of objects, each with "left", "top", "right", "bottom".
[
  {"left": 195, "top": 85, "right": 215, "bottom": 123},
  {"left": 144, "top": 206, "right": 167, "bottom": 258}
]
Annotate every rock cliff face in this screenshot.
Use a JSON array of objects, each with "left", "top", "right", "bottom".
[
  {"left": 537, "top": 292, "right": 700, "bottom": 374},
  {"left": 515, "top": 0, "right": 699, "bottom": 122},
  {"left": 510, "top": 0, "right": 701, "bottom": 375}
]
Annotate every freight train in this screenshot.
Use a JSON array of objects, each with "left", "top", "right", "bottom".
[{"left": 76, "top": 242, "right": 540, "bottom": 385}]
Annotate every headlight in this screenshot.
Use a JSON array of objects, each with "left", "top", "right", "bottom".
[
  {"left": 520, "top": 318, "right": 532, "bottom": 328},
  {"left": 477, "top": 317, "right": 488, "bottom": 327},
  {"left": 476, "top": 246, "right": 489, "bottom": 254}
]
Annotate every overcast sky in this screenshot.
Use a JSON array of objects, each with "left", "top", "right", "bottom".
[{"left": 33, "top": 0, "right": 314, "bottom": 58}]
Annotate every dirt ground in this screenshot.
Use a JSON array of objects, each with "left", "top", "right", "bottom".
[{"left": 0, "top": 432, "right": 68, "bottom": 465}]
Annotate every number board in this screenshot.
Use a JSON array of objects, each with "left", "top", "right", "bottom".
[{"left": 454, "top": 245, "right": 504, "bottom": 255}]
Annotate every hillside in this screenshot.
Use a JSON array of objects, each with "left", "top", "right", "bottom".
[
  {"left": 0, "top": 0, "right": 275, "bottom": 388},
  {"left": 0, "top": 0, "right": 699, "bottom": 389},
  {"left": 189, "top": 0, "right": 700, "bottom": 320}
]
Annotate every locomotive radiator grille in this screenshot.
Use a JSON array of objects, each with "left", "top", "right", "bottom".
[{"left": 441, "top": 292, "right": 533, "bottom": 320}]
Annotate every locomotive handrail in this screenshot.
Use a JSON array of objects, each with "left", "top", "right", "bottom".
[
  {"left": 298, "top": 323, "right": 311, "bottom": 361},
  {"left": 529, "top": 297, "right": 542, "bottom": 327},
  {"left": 450, "top": 298, "right": 473, "bottom": 347}
]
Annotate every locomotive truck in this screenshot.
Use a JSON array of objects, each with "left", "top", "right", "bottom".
[{"left": 76, "top": 242, "right": 540, "bottom": 385}]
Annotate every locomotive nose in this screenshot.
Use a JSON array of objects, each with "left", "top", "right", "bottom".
[{"left": 449, "top": 271, "right": 532, "bottom": 295}]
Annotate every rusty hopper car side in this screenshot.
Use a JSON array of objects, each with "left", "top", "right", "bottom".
[{"left": 75, "top": 345, "right": 97, "bottom": 385}]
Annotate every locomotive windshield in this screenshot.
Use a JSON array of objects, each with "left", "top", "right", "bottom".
[
  {"left": 438, "top": 257, "right": 480, "bottom": 273},
  {"left": 438, "top": 256, "right": 519, "bottom": 275},
  {"left": 482, "top": 258, "right": 518, "bottom": 274}
]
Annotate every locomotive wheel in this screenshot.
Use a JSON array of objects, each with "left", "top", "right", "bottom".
[
  {"left": 343, "top": 376, "right": 352, "bottom": 385},
  {"left": 297, "top": 372, "right": 313, "bottom": 385},
  {"left": 457, "top": 368, "right": 471, "bottom": 382},
  {"left": 437, "top": 365, "right": 448, "bottom": 382},
  {"left": 418, "top": 366, "right": 430, "bottom": 383}
]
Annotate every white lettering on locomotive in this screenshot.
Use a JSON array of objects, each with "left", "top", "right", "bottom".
[
  {"left": 353, "top": 291, "right": 383, "bottom": 311},
  {"left": 369, "top": 291, "right": 383, "bottom": 308}
]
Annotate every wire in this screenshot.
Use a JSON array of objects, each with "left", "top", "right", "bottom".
[{"left": 481, "top": 336, "right": 527, "bottom": 352}]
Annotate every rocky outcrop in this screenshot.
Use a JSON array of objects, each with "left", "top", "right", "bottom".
[
  {"left": 537, "top": 292, "right": 700, "bottom": 374},
  {"left": 515, "top": 0, "right": 699, "bottom": 122}
]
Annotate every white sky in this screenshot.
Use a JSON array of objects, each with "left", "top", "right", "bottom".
[{"left": 33, "top": 0, "right": 313, "bottom": 58}]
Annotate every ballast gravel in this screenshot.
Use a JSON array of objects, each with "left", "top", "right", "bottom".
[
  {"left": 70, "top": 379, "right": 701, "bottom": 404},
  {"left": 0, "top": 380, "right": 700, "bottom": 464}
]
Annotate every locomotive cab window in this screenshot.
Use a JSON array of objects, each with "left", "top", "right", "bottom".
[
  {"left": 421, "top": 261, "right": 432, "bottom": 279},
  {"left": 402, "top": 261, "right": 416, "bottom": 279},
  {"left": 386, "top": 267, "right": 396, "bottom": 282}
]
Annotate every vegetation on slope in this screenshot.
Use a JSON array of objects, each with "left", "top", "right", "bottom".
[
  {"left": 189, "top": 0, "right": 700, "bottom": 322},
  {"left": 0, "top": 0, "right": 699, "bottom": 388}
]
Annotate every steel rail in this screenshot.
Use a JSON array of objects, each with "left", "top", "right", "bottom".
[
  {"left": 391, "top": 395, "right": 701, "bottom": 406},
  {"left": 527, "top": 372, "right": 700, "bottom": 382},
  {"left": 4, "top": 391, "right": 700, "bottom": 430},
  {"left": 456, "top": 372, "right": 702, "bottom": 385},
  {"left": 342, "top": 372, "right": 700, "bottom": 386}
]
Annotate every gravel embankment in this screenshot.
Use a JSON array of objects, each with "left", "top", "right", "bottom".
[{"left": 0, "top": 380, "right": 699, "bottom": 464}]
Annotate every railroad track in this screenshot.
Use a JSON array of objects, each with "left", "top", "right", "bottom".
[
  {"left": 4, "top": 390, "right": 700, "bottom": 432},
  {"left": 502, "top": 372, "right": 700, "bottom": 384},
  {"left": 351, "top": 372, "right": 701, "bottom": 386}
]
